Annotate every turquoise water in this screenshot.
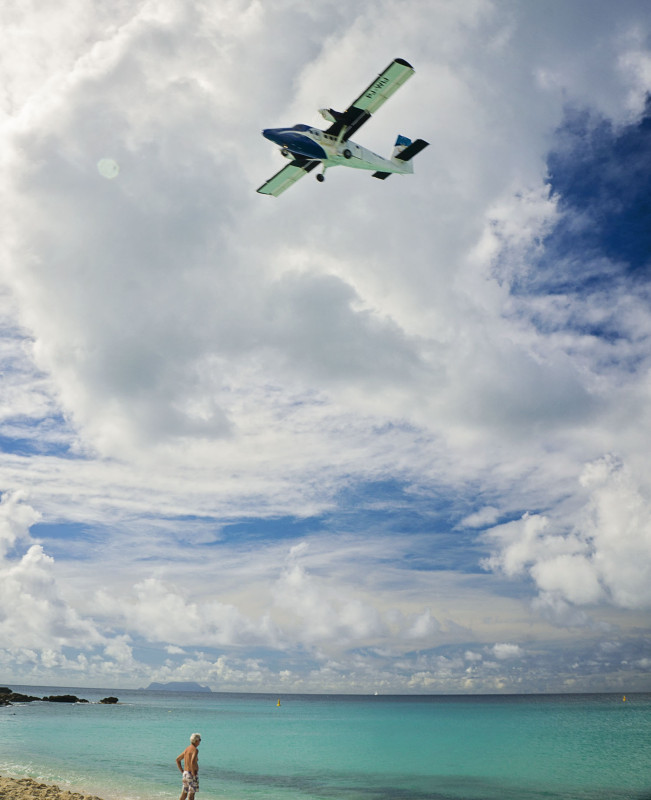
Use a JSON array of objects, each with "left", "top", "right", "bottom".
[{"left": 1, "top": 687, "right": 650, "bottom": 800}]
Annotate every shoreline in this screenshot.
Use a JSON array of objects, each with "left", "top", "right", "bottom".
[{"left": 0, "top": 776, "right": 105, "bottom": 800}]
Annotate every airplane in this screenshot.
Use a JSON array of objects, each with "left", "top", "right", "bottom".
[{"left": 257, "top": 57, "right": 428, "bottom": 197}]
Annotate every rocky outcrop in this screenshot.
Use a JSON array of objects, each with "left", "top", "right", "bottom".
[
  {"left": 0, "top": 688, "right": 107, "bottom": 706},
  {"left": 99, "top": 697, "right": 119, "bottom": 704},
  {"left": 0, "top": 689, "right": 42, "bottom": 705},
  {"left": 43, "top": 695, "right": 89, "bottom": 703}
]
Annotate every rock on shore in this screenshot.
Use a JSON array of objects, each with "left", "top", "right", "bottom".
[{"left": 0, "top": 776, "right": 105, "bottom": 800}]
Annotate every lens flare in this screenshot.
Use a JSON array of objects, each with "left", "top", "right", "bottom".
[{"left": 97, "top": 158, "right": 119, "bottom": 179}]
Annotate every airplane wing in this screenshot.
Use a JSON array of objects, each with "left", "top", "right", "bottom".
[
  {"left": 256, "top": 157, "right": 319, "bottom": 197},
  {"left": 325, "top": 58, "right": 415, "bottom": 141}
]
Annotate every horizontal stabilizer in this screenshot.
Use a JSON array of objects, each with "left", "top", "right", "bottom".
[
  {"left": 373, "top": 136, "right": 428, "bottom": 179},
  {"left": 395, "top": 138, "right": 429, "bottom": 161}
]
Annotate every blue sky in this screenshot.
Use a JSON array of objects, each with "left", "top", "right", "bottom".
[{"left": 0, "top": 0, "right": 650, "bottom": 693}]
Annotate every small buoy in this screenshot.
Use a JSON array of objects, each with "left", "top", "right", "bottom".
[
  {"left": 277, "top": 699, "right": 281, "bottom": 707},
  {"left": 623, "top": 695, "right": 626, "bottom": 702}
]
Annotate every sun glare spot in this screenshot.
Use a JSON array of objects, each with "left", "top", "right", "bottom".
[{"left": 97, "top": 158, "right": 120, "bottom": 179}]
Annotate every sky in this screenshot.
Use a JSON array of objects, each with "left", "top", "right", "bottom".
[{"left": 0, "top": 0, "right": 650, "bottom": 694}]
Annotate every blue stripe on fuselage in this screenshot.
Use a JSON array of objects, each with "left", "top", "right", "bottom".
[{"left": 262, "top": 128, "right": 327, "bottom": 160}]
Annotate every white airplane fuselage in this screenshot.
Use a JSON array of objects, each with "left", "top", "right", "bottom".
[{"left": 262, "top": 124, "right": 414, "bottom": 175}]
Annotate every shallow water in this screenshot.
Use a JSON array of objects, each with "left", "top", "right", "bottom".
[{"left": 1, "top": 687, "right": 650, "bottom": 800}]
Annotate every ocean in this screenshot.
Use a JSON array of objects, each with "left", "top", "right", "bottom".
[{"left": 1, "top": 687, "right": 650, "bottom": 800}]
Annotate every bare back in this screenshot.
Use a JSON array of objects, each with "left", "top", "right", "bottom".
[{"left": 178, "top": 744, "right": 198, "bottom": 776}]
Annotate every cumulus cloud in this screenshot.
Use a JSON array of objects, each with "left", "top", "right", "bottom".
[
  {"left": 103, "top": 636, "right": 135, "bottom": 667},
  {"left": 405, "top": 609, "right": 440, "bottom": 639},
  {"left": 491, "top": 643, "right": 524, "bottom": 660},
  {"left": 0, "top": 541, "right": 103, "bottom": 651},
  {"left": 271, "top": 543, "right": 387, "bottom": 646},
  {"left": 96, "top": 576, "right": 279, "bottom": 649},
  {"left": 483, "top": 456, "right": 651, "bottom": 614},
  {"left": 577, "top": 456, "right": 651, "bottom": 608},
  {"left": 0, "top": 490, "right": 40, "bottom": 557}
]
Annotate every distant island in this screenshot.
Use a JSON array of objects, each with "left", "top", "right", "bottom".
[{"left": 144, "top": 681, "right": 212, "bottom": 693}]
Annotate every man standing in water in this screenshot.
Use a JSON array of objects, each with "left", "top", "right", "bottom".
[{"left": 176, "top": 733, "right": 201, "bottom": 800}]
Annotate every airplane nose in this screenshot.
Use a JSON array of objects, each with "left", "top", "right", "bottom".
[{"left": 262, "top": 128, "right": 283, "bottom": 145}]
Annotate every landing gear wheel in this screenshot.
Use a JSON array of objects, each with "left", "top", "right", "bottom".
[
  {"left": 343, "top": 149, "right": 352, "bottom": 159},
  {"left": 316, "top": 173, "right": 325, "bottom": 182}
]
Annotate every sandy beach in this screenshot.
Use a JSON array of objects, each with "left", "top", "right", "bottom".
[{"left": 0, "top": 776, "right": 104, "bottom": 800}]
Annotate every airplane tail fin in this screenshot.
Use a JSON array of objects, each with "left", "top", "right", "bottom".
[
  {"left": 373, "top": 135, "right": 429, "bottom": 180},
  {"left": 391, "top": 134, "right": 413, "bottom": 160}
]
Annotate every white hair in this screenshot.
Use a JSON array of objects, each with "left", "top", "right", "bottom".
[{"left": 190, "top": 733, "right": 201, "bottom": 745}]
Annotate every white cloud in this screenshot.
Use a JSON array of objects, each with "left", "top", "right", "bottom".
[
  {"left": 405, "top": 609, "right": 440, "bottom": 639},
  {"left": 531, "top": 555, "right": 603, "bottom": 606},
  {"left": 271, "top": 543, "right": 387, "bottom": 646},
  {"left": 482, "top": 514, "right": 558, "bottom": 578},
  {"left": 577, "top": 457, "right": 651, "bottom": 608},
  {"left": 103, "top": 636, "right": 135, "bottom": 666},
  {"left": 98, "top": 576, "right": 279, "bottom": 649},
  {"left": 460, "top": 506, "right": 500, "bottom": 529},
  {"left": 483, "top": 456, "right": 651, "bottom": 613},
  {"left": 0, "top": 490, "right": 40, "bottom": 558},
  {"left": 0, "top": 542, "right": 104, "bottom": 651},
  {"left": 491, "top": 643, "right": 523, "bottom": 660}
]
